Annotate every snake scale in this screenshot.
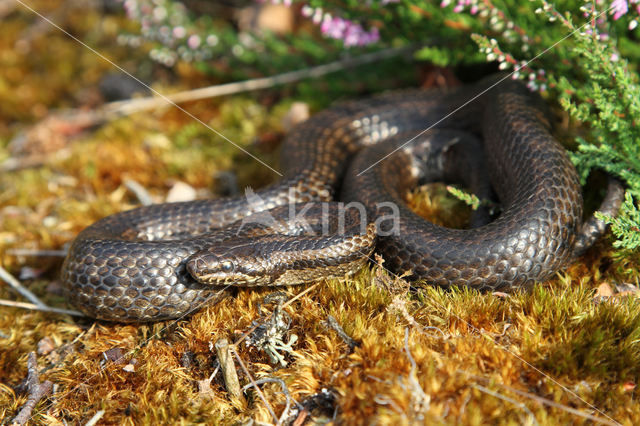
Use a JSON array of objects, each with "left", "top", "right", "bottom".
[{"left": 61, "top": 75, "right": 624, "bottom": 322}]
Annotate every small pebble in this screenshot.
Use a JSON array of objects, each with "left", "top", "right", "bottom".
[
  {"left": 281, "top": 102, "right": 310, "bottom": 132},
  {"left": 166, "top": 181, "right": 197, "bottom": 202},
  {"left": 37, "top": 337, "right": 55, "bottom": 356},
  {"left": 102, "top": 347, "right": 126, "bottom": 364}
]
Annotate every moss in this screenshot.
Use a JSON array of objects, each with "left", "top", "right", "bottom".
[{"left": 1, "top": 3, "right": 640, "bottom": 424}]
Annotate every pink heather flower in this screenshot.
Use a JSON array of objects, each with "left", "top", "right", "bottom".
[
  {"left": 187, "top": 34, "right": 201, "bottom": 49},
  {"left": 444, "top": 0, "right": 481, "bottom": 14},
  {"left": 319, "top": 14, "right": 379, "bottom": 47},
  {"left": 611, "top": 0, "right": 629, "bottom": 20},
  {"left": 321, "top": 16, "right": 345, "bottom": 39},
  {"left": 172, "top": 26, "right": 186, "bottom": 38},
  {"left": 610, "top": 0, "right": 640, "bottom": 21},
  {"left": 301, "top": 6, "right": 324, "bottom": 24}
]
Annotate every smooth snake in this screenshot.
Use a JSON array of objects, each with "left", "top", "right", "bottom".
[{"left": 61, "top": 75, "right": 624, "bottom": 322}]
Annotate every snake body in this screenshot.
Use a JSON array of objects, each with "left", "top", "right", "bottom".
[{"left": 61, "top": 75, "right": 623, "bottom": 322}]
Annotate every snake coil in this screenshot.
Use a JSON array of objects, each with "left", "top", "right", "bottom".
[{"left": 62, "top": 75, "right": 624, "bottom": 322}]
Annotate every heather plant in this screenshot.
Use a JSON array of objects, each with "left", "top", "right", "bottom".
[
  {"left": 120, "top": 0, "right": 640, "bottom": 249},
  {"left": 117, "top": 0, "right": 370, "bottom": 77},
  {"left": 445, "top": 0, "right": 640, "bottom": 250}
]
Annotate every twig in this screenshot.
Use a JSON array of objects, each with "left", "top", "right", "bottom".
[
  {"left": 0, "top": 299, "right": 84, "bottom": 317},
  {"left": 282, "top": 282, "right": 321, "bottom": 309},
  {"left": 0, "top": 265, "right": 47, "bottom": 308},
  {"left": 214, "top": 338, "right": 245, "bottom": 404},
  {"left": 459, "top": 371, "right": 620, "bottom": 426},
  {"left": 390, "top": 297, "right": 448, "bottom": 339},
  {"left": 102, "top": 46, "right": 414, "bottom": 118},
  {"left": 403, "top": 328, "right": 430, "bottom": 416},
  {"left": 373, "top": 394, "right": 406, "bottom": 416},
  {"left": 498, "top": 383, "right": 619, "bottom": 426},
  {"left": 0, "top": 148, "right": 71, "bottom": 172},
  {"left": 123, "top": 179, "right": 154, "bottom": 206},
  {"left": 7, "top": 249, "right": 67, "bottom": 257},
  {"left": 472, "top": 384, "right": 539, "bottom": 426},
  {"left": 292, "top": 409, "right": 309, "bottom": 426},
  {"left": 232, "top": 347, "right": 279, "bottom": 424},
  {"left": 11, "top": 352, "right": 53, "bottom": 425},
  {"left": 325, "top": 315, "right": 359, "bottom": 350},
  {"left": 84, "top": 410, "right": 105, "bottom": 426},
  {"left": 29, "top": 48, "right": 410, "bottom": 146},
  {"left": 241, "top": 377, "right": 301, "bottom": 424}
]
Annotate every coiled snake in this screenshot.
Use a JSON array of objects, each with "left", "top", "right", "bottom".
[{"left": 61, "top": 75, "right": 624, "bottom": 322}]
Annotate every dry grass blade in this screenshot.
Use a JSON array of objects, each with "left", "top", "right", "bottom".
[
  {"left": 0, "top": 265, "right": 47, "bottom": 308},
  {"left": 232, "top": 347, "right": 278, "bottom": 423},
  {"left": 472, "top": 384, "right": 538, "bottom": 426},
  {"left": 103, "top": 46, "right": 414, "bottom": 117},
  {"left": 0, "top": 299, "right": 83, "bottom": 317}
]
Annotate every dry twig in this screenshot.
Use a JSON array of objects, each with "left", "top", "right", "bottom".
[
  {"left": 11, "top": 352, "right": 53, "bottom": 425},
  {"left": 84, "top": 410, "right": 105, "bottom": 426},
  {"left": 458, "top": 371, "right": 620, "bottom": 426},
  {"left": 232, "top": 347, "right": 278, "bottom": 423},
  {"left": 472, "top": 384, "right": 538, "bottom": 426},
  {"left": 0, "top": 148, "right": 71, "bottom": 172},
  {"left": 0, "top": 299, "right": 83, "bottom": 317},
  {"left": 123, "top": 178, "right": 154, "bottom": 206},
  {"left": 403, "top": 328, "right": 431, "bottom": 418},
  {"left": 241, "top": 377, "right": 301, "bottom": 424},
  {"left": 215, "top": 338, "right": 245, "bottom": 405},
  {"left": 325, "top": 315, "right": 359, "bottom": 350},
  {"left": 7, "top": 249, "right": 67, "bottom": 257},
  {"left": 0, "top": 265, "right": 47, "bottom": 308},
  {"left": 102, "top": 46, "right": 413, "bottom": 118}
]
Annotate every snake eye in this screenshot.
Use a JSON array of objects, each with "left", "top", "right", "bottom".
[{"left": 220, "top": 261, "right": 234, "bottom": 273}]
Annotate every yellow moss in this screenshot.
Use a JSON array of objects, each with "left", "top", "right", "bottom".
[{"left": 2, "top": 5, "right": 640, "bottom": 424}]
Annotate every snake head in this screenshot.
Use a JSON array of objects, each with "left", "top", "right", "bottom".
[{"left": 187, "top": 243, "right": 272, "bottom": 287}]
